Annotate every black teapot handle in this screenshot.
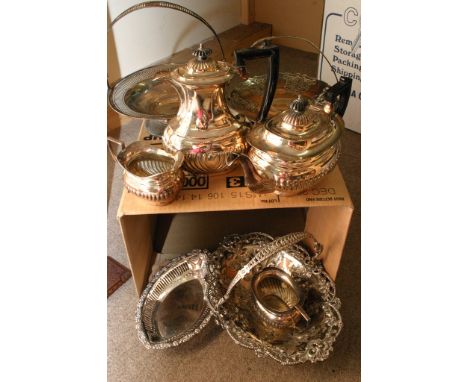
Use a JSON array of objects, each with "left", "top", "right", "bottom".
[
  {"left": 234, "top": 45, "right": 280, "bottom": 123},
  {"left": 324, "top": 76, "right": 353, "bottom": 117}
]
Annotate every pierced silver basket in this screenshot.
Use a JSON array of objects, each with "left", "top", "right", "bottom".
[
  {"left": 136, "top": 250, "right": 212, "bottom": 349},
  {"left": 205, "top": 232, "right": 343, "bottom": 365}
]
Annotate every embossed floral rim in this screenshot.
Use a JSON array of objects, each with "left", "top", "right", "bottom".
[{"left": 205, "top": 232, "right": 343, "bottom": 365}]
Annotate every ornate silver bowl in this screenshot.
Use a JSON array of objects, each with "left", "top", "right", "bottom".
[
  {"left": 107, "top": 137, "right": 184, "bottom": 204},
  {"left": 206, "top": 232, "right": 343, "bottom": 365}
]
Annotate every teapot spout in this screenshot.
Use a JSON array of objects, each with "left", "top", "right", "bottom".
[{"left": 230, "top": 153, "right": 276, "bottom": 194}]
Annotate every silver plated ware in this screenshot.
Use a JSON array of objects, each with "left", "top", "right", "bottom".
[
  {"left": 108, "top": 1, "right": 225, "bottom": 136},
  {"left": 109, "top": 2, "right": 280, "bottom": 173},
  {"left": 158, "top": 42, "right": 279, "bottom": 174},
  {"left": 206, "top": 232, "right": 342, "bottom": 365},
  {"left": 107, "top": 137, "right": 184, "bottom": 204},
  {"left": 228, "top": 36, "right": 352, "bottom": 196},
  {"left": 227, "top": 72, "right": 329, "bottom": 122},
  {"left": 136, "top": 250, "right": 212, "bottom": 349},
  {"left": 227, "top": 35, "right": 339, "bottom": 122},
  {"left": 252, "top": 267, "right": 311, "bottom": 328},
  {"left": 109, "top": 63, "right": 181, "bottom": 136}
]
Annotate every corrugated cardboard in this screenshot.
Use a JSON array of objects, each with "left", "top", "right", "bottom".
[{"left": 117, "top": 127, "right": 354, "bottom": 296}]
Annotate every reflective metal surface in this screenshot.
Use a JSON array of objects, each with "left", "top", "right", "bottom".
[
  {"left": 226, "top": 34, "right": 351, "bottom": 196},
  {"left": 161, "top": 45, "right": 248, "bottom": 174},
  {"left": 108, "top": 1, "right": 227, "bottom": 138},
  {"left": 136, "top": 250, "right": 212, "bottom": 349},
  {"left": 226, "top": 72, "right": 329, "bottom": 121},
  {"left": 109, "top": 3, "right": 283, "bottom": 174},
  {"left": 107, "top": 137, "right": 184, "bottom": 204},
  {"left": 206, "top": 232, "right": 342, "bottom": 365},
  {"left": 242, "top": 95, "right": 343, "bottom": 196},
  {"left": 229, "top": 87, "right": 345, "bottom": 196},
  {"left": 252, "top": 267, "right": 311, "bottom": 328},
  {"left": 108, "top": 63, "right": 181, "bottom": 122}
]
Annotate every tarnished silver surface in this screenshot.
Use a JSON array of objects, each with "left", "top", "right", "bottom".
[
  {"left": 107, "top": 137, "right": 184, "bottom": 204},
  {"left": 206, "top": 232, "right": 342, "bottom": 365},
  {"left": 136, "top": 250, "right": 212, "bottom": 349}
]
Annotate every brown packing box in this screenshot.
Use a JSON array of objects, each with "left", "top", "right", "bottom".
[{"left": 117, "top": 126, "right": 354, "bottom": 296}]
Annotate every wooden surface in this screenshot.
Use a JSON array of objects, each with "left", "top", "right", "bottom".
[
  {"left": 139, "top": 22, "right": 271, "bottom": 65},
  {"left": 254, "top": 0, "right": 325, "bottom": 52},
  {"left": 241, "top": 0, "right": 255, "bottom": 25},
  {"left": 107, "top": 22, "right": 271, "bottom": 88}
]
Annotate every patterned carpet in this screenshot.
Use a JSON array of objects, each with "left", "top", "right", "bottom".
[{"left": 107, "top": 256, "right": 131, "bottom": 298}]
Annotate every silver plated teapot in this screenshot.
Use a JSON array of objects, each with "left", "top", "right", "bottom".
[
  {"left": 225, "top": 36, "right": 353, "bottom": 196},
  {"left": 230, "top": 43, "right": 352, "bottom": 196}
]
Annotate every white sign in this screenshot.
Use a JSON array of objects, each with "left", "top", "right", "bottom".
[{"left": 318, "top": 0, "right": 361, "bottom": 133}]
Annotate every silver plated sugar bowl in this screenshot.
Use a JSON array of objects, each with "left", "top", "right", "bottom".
[{"left": 107, "top": 137, "right": 184, "bottom": 204}]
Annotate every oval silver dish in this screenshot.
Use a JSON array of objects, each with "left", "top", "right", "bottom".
[
  {"left": 136, "top": 250, "right": 212, "bottom": 349},
  {"left": 108, "top": 63, "right": 181, "bottom": 121}
]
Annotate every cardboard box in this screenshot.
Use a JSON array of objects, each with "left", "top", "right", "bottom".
[
  {"left": 117, "top": 128, "right": 354, "bottom": 296},
  {"left": 318, "top": 0, "right": 361, "bottom": 133}
]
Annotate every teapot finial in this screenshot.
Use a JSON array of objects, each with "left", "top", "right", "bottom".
[
  {"left": 289, "top": 95, "right": 309, "bottom": 113},
  {"left": 192, "top": 43, "right": 213, "bottom": 61}
]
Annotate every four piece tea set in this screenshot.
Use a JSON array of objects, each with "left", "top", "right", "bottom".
[{"left": 108, "top": 2, "right": 352, "bottom": 365}]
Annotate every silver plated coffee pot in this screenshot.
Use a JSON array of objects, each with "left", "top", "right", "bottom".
[
  {"left": 108, "top": 2, "right": 280, "bottom": 174},
  {"left": 160, "top": 42, "right": 278, "bottom": 174}
]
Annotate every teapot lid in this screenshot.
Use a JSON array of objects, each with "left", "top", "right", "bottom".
[
  {"left": 171, "top": 43, "right": 233, "bottom": 85},
  {"left": 247, "top": 95, "right": 343, "bottom": 159}
]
